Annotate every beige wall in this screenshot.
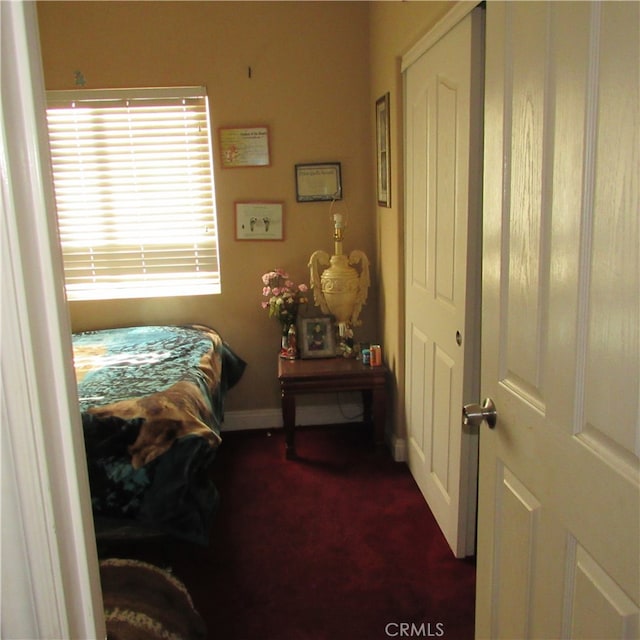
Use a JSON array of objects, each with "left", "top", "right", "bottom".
[
  {"left": 37, "top": 0, "right": 455, "bottom": 433},
  {"left": 37, "top": 1, "right": 375, "bottom": 414}
]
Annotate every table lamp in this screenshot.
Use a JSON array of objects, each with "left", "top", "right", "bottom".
[{"left": 308, "top": 205, "right": 370, "bottom": 356}]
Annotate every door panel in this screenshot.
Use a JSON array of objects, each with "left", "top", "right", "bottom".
[
  {"left": 492, "top": 465, "right": 540, "bottom": 640},
  {"left": 476, "top": 2, "right": 639, "bottom": 637},
  {"left": 409, "top": 327, "right": 429, "bottom": 455},
  {"left": 404, "top": 9, "right": 483, "bottom": 558}
]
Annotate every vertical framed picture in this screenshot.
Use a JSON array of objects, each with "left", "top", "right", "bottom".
[
  {"left": 298, "top": 317, "right": 336, "bottom": 358},
  {"left": 376, "top": 93, "right": 391, "bottom": 207}
]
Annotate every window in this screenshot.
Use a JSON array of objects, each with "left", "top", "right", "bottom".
[{"left": 46, "top": 87, "right": 221, "bottom": 301}]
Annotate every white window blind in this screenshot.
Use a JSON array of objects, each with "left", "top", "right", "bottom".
[{"left": 46, "top": 86, "right": 221, "bottom": 301}]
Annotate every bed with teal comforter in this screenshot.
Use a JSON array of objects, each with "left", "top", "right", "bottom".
[{"left": 73, "top": 324, "right": 246, "bottom": 545}]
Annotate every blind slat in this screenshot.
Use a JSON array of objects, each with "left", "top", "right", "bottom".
[{"left": 46, "top": 87, "right": 221, "bottom": 301}]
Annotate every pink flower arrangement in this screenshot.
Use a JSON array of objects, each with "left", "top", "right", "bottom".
[{"left": 261, "top": 269, "right": 308, "bottom": 332}]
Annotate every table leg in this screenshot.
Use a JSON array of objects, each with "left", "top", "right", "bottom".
[
  {"left": 371, "top": 387, "right": 386, "bottom": 448},
  {"left": 362, "top": 388, "right": 385, "bottom": 450},
  {"left": 281, "top": 388, "right": 296, "bottom": 459},
  {"left": 362, "top": 389, "right": 372, "bottom": 426}
]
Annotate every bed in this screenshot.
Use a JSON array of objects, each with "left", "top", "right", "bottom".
[{"left": 73, "top": 324, "right": 246, "bottom": 546}]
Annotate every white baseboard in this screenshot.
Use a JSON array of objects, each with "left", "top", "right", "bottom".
[
  {"left": 222, "top": 404, "right": 406, "bottom": 463},
  {"left": 221, "top": 402, "right": 363, "bottom": 432},
  {"left": 391, "top": 435, "right": 407, "bottom": 462}
]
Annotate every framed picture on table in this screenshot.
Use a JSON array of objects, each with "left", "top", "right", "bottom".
[{"left": 298, "top": 317, "right": 336, "bottom": 358}]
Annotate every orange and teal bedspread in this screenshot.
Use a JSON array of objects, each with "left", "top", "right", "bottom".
[{"left": 73, "top": 324, "right": 245, "bottom": 545}]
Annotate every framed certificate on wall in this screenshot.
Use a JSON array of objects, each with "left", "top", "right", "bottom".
[
  {"left": 295, "top": 162, "right": 342, "bottom": 202},
  {"left": 219, "top": 126, "right": 270, "bottom": 168}
]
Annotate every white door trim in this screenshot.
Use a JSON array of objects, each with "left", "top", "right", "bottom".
[{"left": 1, "top": 3, "right": 104, "bottom": 637}]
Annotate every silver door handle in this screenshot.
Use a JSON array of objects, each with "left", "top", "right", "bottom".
[{"left": 463, "top": 398, "right": 497, "bottom": 429}]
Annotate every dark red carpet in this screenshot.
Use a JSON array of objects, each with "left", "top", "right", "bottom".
[{"left": 105, "top": 425, "right": 476, "bottom": 639}]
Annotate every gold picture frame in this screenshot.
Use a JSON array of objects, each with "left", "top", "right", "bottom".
[{"left": 219, "top": 126, "right": 270, "bottom": 168}]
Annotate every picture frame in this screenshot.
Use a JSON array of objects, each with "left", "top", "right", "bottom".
[
  {"left": 375, "top": 93, "right": 391, "bottom": 207},
  {"left": 219, "top": 126, "right": 270, "bottom": 168},
  {"left": 298, "top": 317, "right": 336, "bottom": 359},
  {"left": 235, "top": 202, "right": 284, "bottom": 240},
  {"left": 295, "top": 162, "right": 342, "bottom": 202}
]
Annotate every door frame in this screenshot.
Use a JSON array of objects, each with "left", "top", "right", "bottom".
[{"left": 1, "top": 3, "right": 104, "bottom": 636}]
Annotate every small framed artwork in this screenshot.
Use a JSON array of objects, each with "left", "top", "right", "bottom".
[
  {"left": 219, "top": 126, "right": 270, "bottom": 168},
  {"left": 299, "top": 317, "right": 336, "bottom": 358},
  {"left": 295, "top": 162, "right": 342, "bottom": 202},
  {"left": 376, "top": 93, "right": 391, "bottom": 207},
  {"left": 235, "top": 202, "right": 284, "bottom": 240}
]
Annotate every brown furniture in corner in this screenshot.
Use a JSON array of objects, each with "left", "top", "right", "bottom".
[{"left": 278, "top": 357, "right": 388, "bottom": 459}]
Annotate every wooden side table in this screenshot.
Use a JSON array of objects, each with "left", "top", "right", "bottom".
[{"left": 278, "top": 356, "right": 388, "bottom": 459}]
